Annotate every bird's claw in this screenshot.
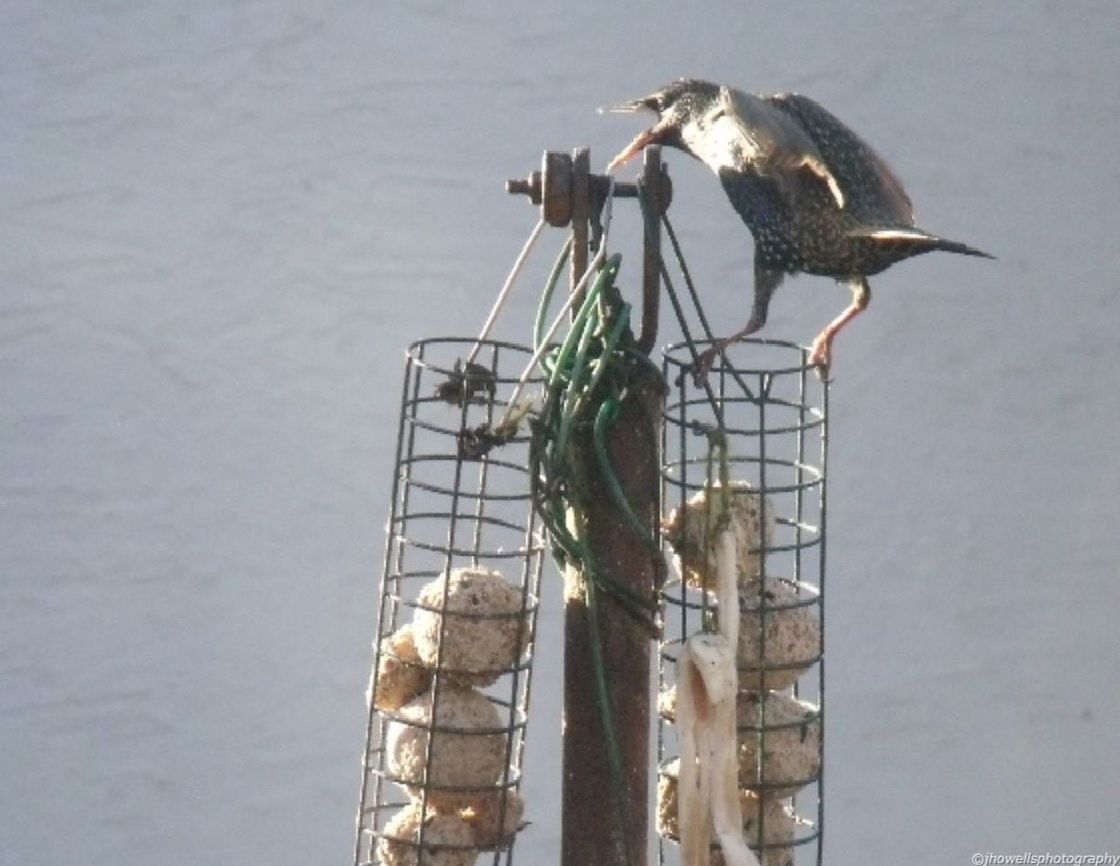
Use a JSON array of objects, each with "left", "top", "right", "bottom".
[
  {"left": 688, "top": 347, "right": 720, "bottom": 388},
  {"left": 808, "top": 338, "right": 832, "bottom": 381}
]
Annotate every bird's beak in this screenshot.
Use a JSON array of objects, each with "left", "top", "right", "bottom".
[
  {"left": 600, "top": 94, "right": 664, "bottom": 172},
  {"left": 605, "top": 128, "right": 657, "bottom": 172},
  {"left": 597, "top": 96, "right": 656, "bottom": 115}
]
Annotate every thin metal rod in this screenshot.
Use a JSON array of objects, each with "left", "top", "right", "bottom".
[
  {"left": 637, "top": 146, "right": 663, "bottom": 354},
  {"left": 465, "top": 219, "right": 546, "bottom": 367},
  {"left": 352, "top": 342, "right": 418, "bottom": 866},
  {"left": 816, "top": 377, "right": 830, "bottom": 866},
  {"left": 569, "top": 148, "right": 590, "bottom": 313},
  {"left": 499, "top": 181, "right": 617, "bottom": 421}
]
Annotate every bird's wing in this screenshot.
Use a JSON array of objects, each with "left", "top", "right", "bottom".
[
  {"left": 765, "top": 92, "right": 914, "bottom": 224},
  {"left": 712, "top": 86, "right": 846, "bottom": 209}
]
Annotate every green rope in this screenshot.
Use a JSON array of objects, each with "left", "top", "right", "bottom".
[
  {"left": 525, "top": 252, "right": 667, "bottom": 866},
  {"left": 553, "top": 300, "right": 599, "bottom": 477},
  {"left": 585, "top": 578, "right": 631, "bottom": 866},
  {"left": 592, "top": 399, "right": 660, "bottom": 555},
  {"left": 565, "top": 300, "right": 629, "bottom": 428},
  {"left": 534, "top": 238, "right": 574, "bottom": 356}
]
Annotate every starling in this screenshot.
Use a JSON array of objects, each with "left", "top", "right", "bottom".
[{"left": 605, "top": 79, "right": 992, "bottom": 379}]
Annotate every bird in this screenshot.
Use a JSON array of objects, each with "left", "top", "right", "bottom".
[{"left": 603, "top": 78, "right": 992, "bottom": 381}]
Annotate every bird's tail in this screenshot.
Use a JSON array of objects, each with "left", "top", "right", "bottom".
[{"left": 848, "top": 226, "right": 995, "bottom": 259}]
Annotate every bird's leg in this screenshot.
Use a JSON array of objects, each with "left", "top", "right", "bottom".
[
  {"left": 692, "top": 266, "right": 784, "bottom": 385},
  {"left": 809, "top": 276, "right": 871, "bottom": 374},
  {"left": 692, "top": 314, "right": 763, "bottom": 386}
]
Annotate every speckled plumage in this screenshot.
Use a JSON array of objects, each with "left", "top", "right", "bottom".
[
  {"left": 605, "top": 79, "right": 992, "bottom": 375},
  {"left": 720, "top": 90, "right": 921, "bottom": 278}
]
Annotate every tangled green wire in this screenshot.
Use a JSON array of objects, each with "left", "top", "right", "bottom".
[
  {"left": 528, "top": 252, "right": 660, "bottom": 616},
  {"left": 527, "top": 251, "right": 661, "bottom": 865}
]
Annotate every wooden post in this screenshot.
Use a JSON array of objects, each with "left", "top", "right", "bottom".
[
  {"left": 561, "top": 368, "right": 660, "bottom": 866},
  {"left": 506, "top": 147, "right": 669, "bottom": 865},
  {"left": 560, "top": 147, "right": 660, "bottom": 866}
]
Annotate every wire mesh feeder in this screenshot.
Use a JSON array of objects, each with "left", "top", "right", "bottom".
[
  {"left": 657, "top": 338, "right": 828, "bottom": 866},
  {"left": 354, "top": 337, "right": 546, "bottom": 866}
]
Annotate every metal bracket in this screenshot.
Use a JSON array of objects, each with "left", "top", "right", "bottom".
[
  {"left": 506, "top": 148, "right": 672, "bottom": 353},
  {"left": 506, "top": 150, "right": 672, "bottom": 222},
  {"left": 637, "top": 146, "right": 665, "bottom": 353}
]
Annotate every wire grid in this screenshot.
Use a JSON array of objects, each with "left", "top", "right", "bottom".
[
  {"left": 657, "top": 338, "right": 829, "bottom": 866},
  {"left": 353, "top": 337, "right": 546, "bottom": 866}
]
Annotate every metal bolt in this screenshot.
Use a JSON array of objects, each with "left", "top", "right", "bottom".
[{"left": 505, "top": 170, "right": 543, "bottom": 205}]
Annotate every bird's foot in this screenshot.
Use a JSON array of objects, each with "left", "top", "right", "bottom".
[
  {"left": 808, "top": 335, "right": 832, "bottom": 380},
  {"left": 688, "top": 345, "right": 721, "bottom": 387}
]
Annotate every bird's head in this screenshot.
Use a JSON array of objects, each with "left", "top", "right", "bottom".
[{"left": 602, "top": 79, "right": 721, "bottom": 171}]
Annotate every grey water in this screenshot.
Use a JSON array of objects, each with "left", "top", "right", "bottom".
[{"left": 2, "top": 2, "right": 1118, "bottom": 864}]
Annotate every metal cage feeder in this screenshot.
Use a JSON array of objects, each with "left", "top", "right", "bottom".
[
  {"left": 354, "top": 142, "right": 835, "bottom": 866},
  {"left": 354, "top": 337, "right": 546, "bottom": 866},
  {"left": 658, "top": 338, "right": 829, "bottom": 866}
]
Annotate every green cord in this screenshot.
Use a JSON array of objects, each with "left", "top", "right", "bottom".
[
  {"left": 528, "top": 252, "right": 667, "bottom": 866},
  {"left": 592, "top": 399, "right": 660, "bottom": 554},
  {"left": 585, "top": 577, "right": 633, "bottom": 866},
  {"left": 544, "top": 257, "right": 656, "bottom": 612},
  {"left": 553, "top": 304, "right": 599, "bottom": 477},
  {"left": 564, "top": 299, "right": 629, "bottom": 428},
  {"left": 534, "top": 239, "right": 574, "bottom": 354}
]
